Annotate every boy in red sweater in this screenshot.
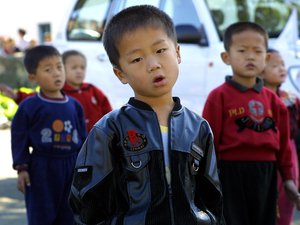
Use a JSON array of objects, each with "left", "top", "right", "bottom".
[
  {"left": 202, "top": 21, "right": 300, "bottom": 225},
  {"left": 62, "top": 50, "right": 112, "bottom": 131}
]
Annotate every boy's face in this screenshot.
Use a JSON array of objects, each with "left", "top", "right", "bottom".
[
  {"left": 113, "top": 27, "right": 181, "bottom": 102},
  {"left": 29, "top": 56, "right": 65, "bottom": 97},
  {"left": 261, "top": 52, "right": 287, "bottom": 86},
  {"left": 64, "top": 55, "right": 86, "bottom": 88},
  {"left": 221, "top": 30, "right": 268, "bottom": 83}
]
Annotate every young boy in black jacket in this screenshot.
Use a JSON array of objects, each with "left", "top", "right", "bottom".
[{"left": 69, "top": 5, "right": 225, "bottom": 225}]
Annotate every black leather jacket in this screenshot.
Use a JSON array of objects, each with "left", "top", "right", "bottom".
[{"left": 69, "top": 97, "right": 225, "bottom": 225}]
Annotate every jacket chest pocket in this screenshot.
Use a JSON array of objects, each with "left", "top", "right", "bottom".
[
  {"left": 189, "top": 143, "right": 204, "bottom": 175},
  {"left": 123, "top": 152, "right": 150, "bottom": 178},
  {"left": 122, "top": 153, "right": 151, "bottom": 207}
]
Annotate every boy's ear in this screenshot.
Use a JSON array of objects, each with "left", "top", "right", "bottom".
[
  {"left": 113, "top": 67, "right": 128, "bottom": 84},
  {"left": 176, "top": 44, "right": 181, "bottom": 64},
  {"left": 28, "top": 73, "right": 37, "bottom": 83},
  {"left": 265, "top": 52, "right": 271, "bottom": 61},
  {"left": 221, "top": 52, "right": 230, "bottom": 65}
]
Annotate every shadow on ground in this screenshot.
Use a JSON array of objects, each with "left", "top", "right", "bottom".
[{"left": 0, "top": 178, "right": 26, "bottom": 225}]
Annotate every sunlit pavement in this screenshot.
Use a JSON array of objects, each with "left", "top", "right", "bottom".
[
  {"left": 0, "top": 128, "right": 26, "bottom": 225},
  {"left": 1, "top": 127, "right": 300, "bottom": 225},
  {"left": 0, "top": 178, "right": 26, "bottom": 225}
]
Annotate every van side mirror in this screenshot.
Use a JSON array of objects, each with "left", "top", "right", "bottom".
[
  {"left": 288, "top": 65, "right": 300, "bottom": 93},
  {"left": 175, "top": 24, "right": 208, "bottom": 46}
]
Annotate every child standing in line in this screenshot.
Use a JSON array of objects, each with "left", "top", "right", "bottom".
[
  {"left": 11, "top": 45, "right": 87, "bottom": 225},
  {"left": 69, "top": 5, "right": 225, "bottom": 225},
  {"left": 261, "top": 48, "right": 300, "bottom": 225},
  {"left": 202, "top": 21, "right": 300, "bottom": 225},
  {"left": 62, "top": 50, "right": 112, "bottom": 131},
  {"left": 0, "top": 50, "right": 112, "bottom": 132}
]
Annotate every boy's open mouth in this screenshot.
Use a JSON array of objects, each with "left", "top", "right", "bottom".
[
  {"left": 154, "top": 76, "right": 164, "bottom": 83},
  {"left": 55, "top": 80, "right": 62, "bottom": 85}
]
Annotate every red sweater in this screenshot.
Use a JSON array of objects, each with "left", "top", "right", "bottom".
[
  {"left": 63, "top": 83, "right": 112, "bottom": 131},
  {"left": 202, "top": 76, "right": 293, "bottom": 180},
  {"left": 16, "top": 83, "right": 112, "bottom": 132}
]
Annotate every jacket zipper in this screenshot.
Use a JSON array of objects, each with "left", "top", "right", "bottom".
[
  {"left": 168, "top": 186, "right": 175, "bottom": 225},
  {"left": 155, "top": 111, "right": 176, "bottom": 225},
  {"left": 167, "top": 112, "right": 175, "bottom": 225}
]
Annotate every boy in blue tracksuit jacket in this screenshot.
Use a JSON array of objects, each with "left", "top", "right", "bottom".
[{"left": 11, "top": 45, "right": 87, "bottom": 225}]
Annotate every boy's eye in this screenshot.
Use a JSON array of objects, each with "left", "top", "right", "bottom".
[
  {"left": 131, "top": 57, "right": 142, "bottom": 63},
  {"left": 157, "top": 48, "right": 167, "bottom": 54}
]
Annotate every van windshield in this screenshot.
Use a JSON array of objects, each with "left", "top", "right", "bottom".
[
  {"left": 66, "top": 0, "right": 207, "bottom": 44},
  {"left": 66, "top": 0, "right": 110, "bottom": 41},
  {"left": 206, "top": 0, "right": 299, "bottom": 39}
]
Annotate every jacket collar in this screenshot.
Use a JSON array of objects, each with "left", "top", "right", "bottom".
[
  {"left": 128, "top": 97, "right": 182, "bottom": 112},
  {"left": 225, "top": 75, "right": 263, "bottom": 93},
  {"left": 63, "top": 82, "right": 90, "bottom": 91}
]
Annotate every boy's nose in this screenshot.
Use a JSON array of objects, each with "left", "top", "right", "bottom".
[
  {"left": 54, "top": 69, "right": 64, "bottom": 77},
  {"left": 281, "top": 66, "right": 287, "bottom": 74},
  {"left": 147, "top": 57, "right": 161, "bottom": 72},
  {"left": 246, "top": 52, "right": 255, "bottom": 60}
]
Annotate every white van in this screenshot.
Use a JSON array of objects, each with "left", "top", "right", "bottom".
[{"left": 54, "top": 0, "right": 300, "bottom": 114}]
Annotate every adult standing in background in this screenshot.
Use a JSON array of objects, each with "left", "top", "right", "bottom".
[{"left": 16, "top": 28, "right": 29, "bottom": 52}]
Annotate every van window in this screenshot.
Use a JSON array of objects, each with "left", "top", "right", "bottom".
[
  {"left": 121, "top": 0, "right": 201, "bottom": 28},
  {"left": 67, "top": 0, "right": 111, "bottom": 41},
  {"left": 163, "top": 0, "right": 202, "bottom": 28},
  {"left": 66, "top": 0, "right": 207, "bottom": 45},
  {"left": 162, "top": 0, "right": 208, "bottom": 45},
  {"left": 122, "top": 0, "right": 202, "bottom": 31},
  {"left": 123, "top": 0, "right": 206, "bottom": 45},
  {"left": 123, "top": 0, "right": 159, "bottom": 8},
  {"left": 206, "top": 0, "right": 292, "bottom": 39}
]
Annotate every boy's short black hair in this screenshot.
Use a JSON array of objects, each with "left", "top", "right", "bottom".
[
  {"left": 267, "top": 48, "right": 279, "bottom": 54},
  {"left": 62, "top": 50, "right": 86, "bottom": 65},
  {"left": 223, "top": 21, "right": 268, "bottom": 51},
  {"left": 23, "top": 45, "right": 61, "bottom": 74},
  {"left": 103, "top": 4, "right": 177, "bottom": 68}
]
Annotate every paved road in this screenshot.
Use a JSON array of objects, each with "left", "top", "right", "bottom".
[
  {"left": 1, "top": 128, "right": 300, "bottom": 225},
  {"left": 0, "top": 128, "right": 26, "bottom": 225}
]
